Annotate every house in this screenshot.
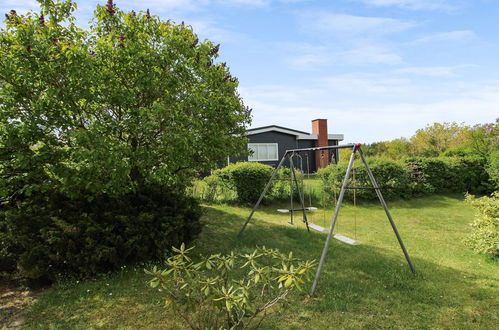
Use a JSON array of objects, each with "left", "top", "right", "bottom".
[{"left": 229, "top": 119, "right": 344, "bottom": 172}]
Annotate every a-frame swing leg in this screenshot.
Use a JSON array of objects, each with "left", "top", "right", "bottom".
[
  {"left": 290, "top": 154, "right": 310, "bottom": 231},
  {"left": 310, "top": 145, "right": 357, "bottom": 296},
  {"left": 289, "top": 156, "right": 294, "bottom": 225},
  {"left": 310, "top": 145, "right": 416, "bottom": 296},
  {"left": 238, "top": 153, "right": 289, "bottom": 236},
  {"left": 358, "top": 147, "right": 416, "bottom": 274}
]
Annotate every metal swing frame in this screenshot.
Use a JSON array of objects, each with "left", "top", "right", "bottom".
[{"left": 237, "top": 143, "right": 416, "bottom": 296}]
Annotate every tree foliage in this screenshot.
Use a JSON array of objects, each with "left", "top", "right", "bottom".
[
  {"left": 465, "top": 119, "right": 499, "bottom": 159},
  {"left": 410, "top": 122, "right": 469, "bottom": 157},
  {"left": 0, "top": 0, "right": 251, "bottom": 200}
]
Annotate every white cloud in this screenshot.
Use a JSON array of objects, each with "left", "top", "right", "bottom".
[
  {"left": 339, "top": 45, "right": 403, "bottom": 65},
  {"left": 188, "top": 18, "right": 248, "bottom": 43},
  {"left": 239, "top": 75, "right": 499, "bottom": 142},
  {"left": 410, "top": 30, "right": 475, "bottom": 44},
  {"left": 304, "top": 13, "right": 416, "bottom": 36},
  {"left": 392, "top": 66, "right": 457, "bottom": 77},
  {"left": 353, "top": 0, "right": 455, "bottom": 11},
  {"left": 285, "top": 43, "right": 403, "bottom": 70}
]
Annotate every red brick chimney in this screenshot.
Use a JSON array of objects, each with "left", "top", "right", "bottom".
[{"left": 312, "top": 119, "right": 328, "bottom": 169}]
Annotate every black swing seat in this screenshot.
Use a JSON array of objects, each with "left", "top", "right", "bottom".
[{"left": 277, "top": 207, "right": 318, "bottom": 213}]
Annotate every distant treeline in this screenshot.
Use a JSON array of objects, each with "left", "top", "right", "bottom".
[{"left": 361, "top": 120, "right": 498, "bottom": 160}]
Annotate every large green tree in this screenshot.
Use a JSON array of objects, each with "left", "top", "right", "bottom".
[
  {"left": 0, "top": 0, "right": 251, "bottom": 199},
  {"left": 410, "top": 122, "right": 469, "bottom": 157}
]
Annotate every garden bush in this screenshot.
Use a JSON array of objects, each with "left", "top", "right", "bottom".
[
  {"left": 196, "top": 164, "right": 304, "bottom": 204},
  {"left": 405, "top": 157, "right": 452, "bottom": 195},
  {"left": 318, "top": 158, "right": 411, "bottom": 202},
  {"left": 0, "top": 186, "right": 202, "bottom": 284},
  {"left": 486, "top": 150, "right": 499, "bottom": 190},
  {"left": 267, "top": 167, "right": 305, "bottom": 202},
  {"left": 197, "top": 173, "right": 235, "bottom": 203},
  {"left": 215, "top": 162, "right": 274, "bottom": 204},
  {"left": 464, "top": 193, "right": 498, "bottom": 259}
]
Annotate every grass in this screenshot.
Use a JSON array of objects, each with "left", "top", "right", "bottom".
[{"left": 19, "top": 194, "right": 498, "bottom": 329}]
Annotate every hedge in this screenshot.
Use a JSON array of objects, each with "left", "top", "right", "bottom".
[
  {"left": 197, "top": 155, "right": 494, "bottom": 206},
  {"left": 0, "top": 186, "right": 202, "bottom": 284},
  {"left": 196, "top": 162, "right": 304, "bottom": 204},
  {"left": 318, "top": 157, "right": 411, "bottom": 202},
  {"left": 215, "top": 162, "right": 274, "bottom": 204},
  {"left": 405, "top": 156, "right": 492, "bottom": 195}
]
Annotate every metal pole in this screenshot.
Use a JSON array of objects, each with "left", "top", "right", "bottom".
[
  {"left": 290, "top": 153, "right": 309, "bottom": 231},
  {"left": 289, "top": 155, "right": 294, "bottom": 225},
  {"left": 238, "top": 152, "right": 289, "bottom": 236},
  {"left": 310, "top": 145, "right": 357, "bottom": 296},
  {"left": 287, "top": 143, "right": 356, "bottom": 153},
  {"left": 306, "top": 153, "right": 312, "bottom": 207},
  {"left": 357, "top": 147, "right": 416, "bottom": 274}
]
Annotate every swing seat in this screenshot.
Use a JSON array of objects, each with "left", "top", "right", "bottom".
[
  {"left": 308, "top": 223, "right": 327, "bottom": 233},
  {"left": 277, "top": 207, "right": 318, "bottom": 213},
  {"left": 306, "top": 224, "right": 360, "bottom": 245},
  {"left": 334, "top": 234, "right": 360, "bottom": 245}
]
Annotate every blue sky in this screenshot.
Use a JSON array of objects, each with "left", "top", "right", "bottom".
[{"left": 1, "top": 0, "right": 498, "bottom": 143}]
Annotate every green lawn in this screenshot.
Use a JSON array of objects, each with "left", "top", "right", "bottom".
[{"left": 20, "top": 194, "right": 498, "bottom": 329}]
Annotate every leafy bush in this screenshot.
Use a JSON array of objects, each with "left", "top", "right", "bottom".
[
  {"left": 195, "top": 174, "right": 235, "bottom": 204},
  {"left": 0, "top": 186, "right": 202, "bottom": 283},
  {"left": 405, "top": 157, "right": 491, "bottom": 195},
  {"left": 455, "top": 156, "right": 493, "bottom": 194},
  {"left": 464, "top": 193, "right": 498, "bottom": 259},
  {"left": 267, "top": 167, "right": 305, "bottom": 202},
  {"left": 318, "top": 158, "right": 411, "bottom": 202},
  {"left": 486, "top": 150, "right": 499, "bottom": 190},
  {"left": 405, "top": 157, "right": 451, "bottom": 194},
  {"left": 146, "top": 244, "right": 316, "bottom": 329},
  {"left": 194, "top": 164, "right": 305, "bottom": 204},
  {"left": 215, "top": 162, "right": 274, "bottom": 204},
  {"left": 440, "top": 147, "right": 474, "bottom": 157}
]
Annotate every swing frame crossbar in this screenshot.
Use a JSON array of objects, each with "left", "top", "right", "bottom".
[{"left": 237, "top": 143, "right": 416, "bottom": 296}]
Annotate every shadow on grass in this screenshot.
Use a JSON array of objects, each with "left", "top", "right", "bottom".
[
  {"left": 197, "top": 205, "right": 496, "bottom": 328},
  {"left": 248, "top": 193, "right": 466, "bottom": 219}
]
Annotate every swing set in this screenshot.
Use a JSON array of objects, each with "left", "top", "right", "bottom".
[{"left": 237, "top": 143, "right": 416, "bottom": 296}]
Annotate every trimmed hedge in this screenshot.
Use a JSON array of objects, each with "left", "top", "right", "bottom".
[
  {"left": 405, "top": 156, "right": 491, "bottom": 195},
  {"left": 215, "top": 162, "right": 274, "bottom": 204},
  {"left": 197, "top": 163, "right": 304, "bottom": 204},
  {"left": 318, "top": 158, "right": 411, "bottom": 202},
  {"left": 197, "top": 155, "right": 494, "bottom": 206},
  {"left": 0, "top": 186, "right": 202, "bottom": 284},
  {"left": 319, "top": 155, "right": 493, "bottom": 202}
]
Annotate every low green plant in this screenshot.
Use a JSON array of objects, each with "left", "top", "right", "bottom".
[
  {"left": 464, "top": 193, "right": 498, "bottom": 259},
  {"left": 146, "top": 244, "right": 316, "bottom": 330}
]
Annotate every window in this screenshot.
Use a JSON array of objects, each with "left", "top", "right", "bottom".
[{"left": 248, "top": 143, "right": 279, "bottom": 161}]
